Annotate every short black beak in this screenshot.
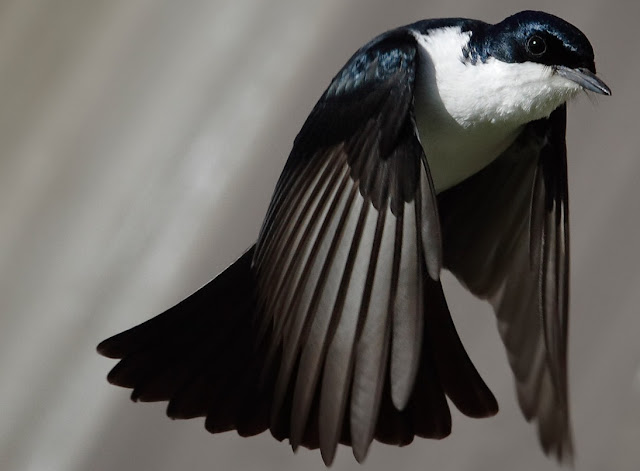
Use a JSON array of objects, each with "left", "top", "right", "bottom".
[{"left": 555, "top": 65, "right": 611, "bottom": 95}]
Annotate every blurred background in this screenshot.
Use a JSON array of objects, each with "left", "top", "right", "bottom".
[{"left": 0, "top": 0, "right": 637, "bottom": 470}]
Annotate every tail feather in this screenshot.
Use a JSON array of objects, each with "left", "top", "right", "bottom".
[
  {"left": 98, "top": 245, "right": 497, "bottom": 461},
  {"left": 98, "top": 247, "right": 266, "bottom": 435}
]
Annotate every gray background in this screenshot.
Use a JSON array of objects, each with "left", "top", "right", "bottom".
[{"left": 0, "top": 1, "right": 637, "bottom": 470}]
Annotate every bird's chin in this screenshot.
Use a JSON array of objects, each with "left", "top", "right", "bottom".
[{"left": 554, "top": 65, "right": 611, "bottom": 96}]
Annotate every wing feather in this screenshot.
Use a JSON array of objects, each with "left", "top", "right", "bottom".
[
  {"left": 438, "top": 105, "right": 573, "bottom": 461},
  {"left": 390, "top": 198, "right": 423, "bottom": 411},
  {"left": 290, "top": 183, "right": 372, "bottom": 450},
  {"left": 350, "top": 239, "right": 393, "bottom": 463},
  {"left": 268, "top": 151, "right": 353, "bottom": 423},
  {"left": 99, "top": 26, "right": 506, "bottom": 466}
]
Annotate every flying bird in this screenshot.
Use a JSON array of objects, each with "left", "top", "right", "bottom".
[{"left": 98, "top": 10, "right": 610, "bottom": 466}]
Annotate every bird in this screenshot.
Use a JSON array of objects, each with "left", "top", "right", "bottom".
[{"left": 97, "top": 10, "right": 610, "bottom": 466}]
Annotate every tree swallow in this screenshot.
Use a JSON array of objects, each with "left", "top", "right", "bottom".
[{"left": 98, "top": 10, "right": 610, "bottom": 466}]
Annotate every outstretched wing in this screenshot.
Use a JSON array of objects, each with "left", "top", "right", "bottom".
[
  {"left": 438, "top": 105, "right": 573, "bottom": 462},
  {"left": 99, "top": 27, "right": 499, "bottom": 467},
  {"left": 252, "top": 29, "right": 496, "bottom": 464}
]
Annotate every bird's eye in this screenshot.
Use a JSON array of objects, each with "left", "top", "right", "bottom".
[{"left": 526, "top": 35, "right": 547, "bottom": 57}]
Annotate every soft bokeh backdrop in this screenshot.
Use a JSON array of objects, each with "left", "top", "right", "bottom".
[{"left": 0, "top": 1, "right": 637, "bottom": 470}]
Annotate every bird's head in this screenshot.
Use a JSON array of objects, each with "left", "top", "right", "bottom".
[
  {"left": 439, "top": 10, "right": 611, "bottom": 126},
  {"left": 479, "top": 10, "right": 611, "bottom": 96}
]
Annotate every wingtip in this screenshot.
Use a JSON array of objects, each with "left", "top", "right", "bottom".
[
  {"left": 350, "top": 421, "right": 373, "bottom": 464},
  {"left": 390, "top": 376, "right": 415, "bottom": 412},
  {"left": 426, "top": 259, "right": 441, "bottom": 281},
  {"left": 423, "top": 233, "right": 442, "bottom": 281},
  {"left": 544, "top": 438, "right": 575, "bottom": 468},
  {"left": 320, "top": 444, "right": 337, "bottom": 467},
  {"left": 352, "top": 443, "right": 370, "bottom": 465},
  {"left": 541, "top": 420, "right": 575, "bottom": 467}
]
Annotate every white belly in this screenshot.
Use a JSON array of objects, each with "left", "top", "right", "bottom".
[{"left": 414, "top": 106, "right": 523, "bottom": 193}]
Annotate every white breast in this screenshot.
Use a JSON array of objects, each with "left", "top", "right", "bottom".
[{"left": 412, "top": 27, "right": 581, "bottom": 193}]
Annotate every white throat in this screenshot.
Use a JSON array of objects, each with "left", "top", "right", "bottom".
[{"left": 412, "top": 27, "right": 581, "bottom": 192}]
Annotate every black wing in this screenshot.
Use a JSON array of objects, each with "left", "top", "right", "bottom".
[
  {"left": 438, "top": 105, "right": 573, "bottom": 462},
  {"left": 98, "top": 28, "right": 498, "bottom": 467},
  {"left": 251, "top": 29, "right": 497, "bottom": 464}
]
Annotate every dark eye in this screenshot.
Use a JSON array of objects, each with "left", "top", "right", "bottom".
[{"left": 526, "top": 35, "right": 547, "bottom": 57}]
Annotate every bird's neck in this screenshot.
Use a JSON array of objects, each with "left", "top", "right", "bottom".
[{"left": 411, "top": 27, "right": 579, "bottom": 192}]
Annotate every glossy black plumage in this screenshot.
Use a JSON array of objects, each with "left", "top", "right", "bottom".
[{"left": 98, "top": 10, "right": 609, "bottom": 467}]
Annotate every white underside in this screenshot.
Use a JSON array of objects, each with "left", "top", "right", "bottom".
[{"left": 412, "top": 27, "right": 582, "bottom": 193}]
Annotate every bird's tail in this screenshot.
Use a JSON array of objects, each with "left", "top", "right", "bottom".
[
  {"left": 97, "top": 246, "right": 274, "bottom": 437},
  {"left": 98, "top": 245, "right": 499, "bottom": 459}
]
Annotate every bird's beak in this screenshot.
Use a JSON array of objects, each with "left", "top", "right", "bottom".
[{"left": 555, "top": 65, "right": 611, "bottom": 95}]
